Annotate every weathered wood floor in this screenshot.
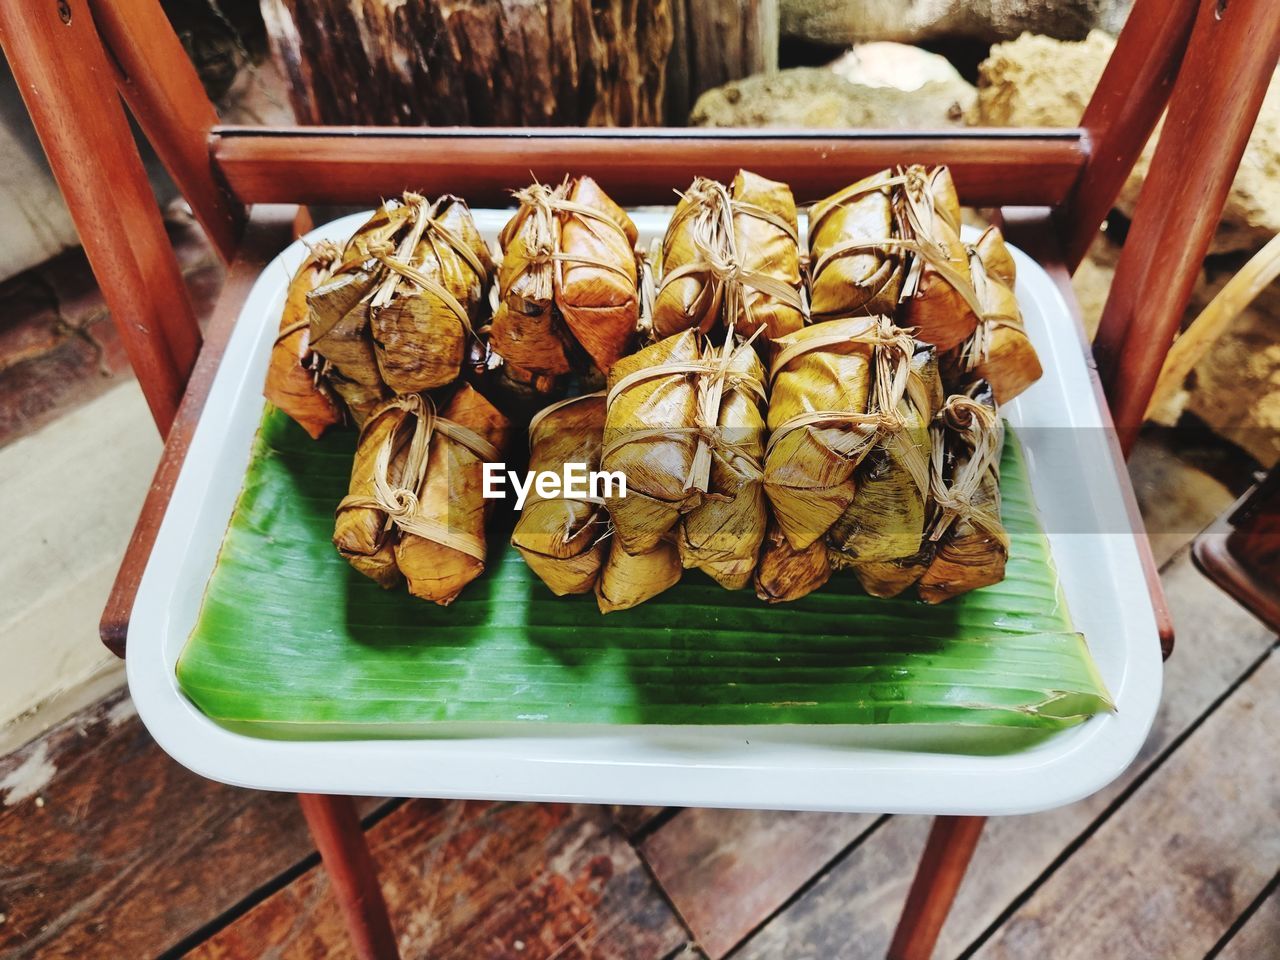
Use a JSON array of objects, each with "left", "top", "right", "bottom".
[{"left": 1, "top": 543, "right": 1275, "bottom": 960}]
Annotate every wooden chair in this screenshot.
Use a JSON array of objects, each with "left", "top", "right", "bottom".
[{"left": 2, "top": 0, "right": 1274, "bottom": 956}]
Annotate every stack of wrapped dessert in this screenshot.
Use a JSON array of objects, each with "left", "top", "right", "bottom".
[{"left": 264, "top": 167, "right": 1043, "bottom": 611}]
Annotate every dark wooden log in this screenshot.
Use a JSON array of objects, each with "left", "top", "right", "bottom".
[
  {"left": 665, "top": 0, "right": 778, "bottom": 123},
  {"left": 260, "top": 0, "right": 674, "bottom": 126}
]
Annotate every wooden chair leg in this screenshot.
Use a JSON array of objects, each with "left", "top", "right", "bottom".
[
  {"left": 887, "top": 815, "right": 986, "bottom": 960},
  {"left": 298, "top": 793, "right": 401, "bottom": 960}
]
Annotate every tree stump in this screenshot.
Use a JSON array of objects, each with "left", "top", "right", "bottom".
[
  {"left": 260, "top": 0, "right": 673, "bottom": 126},
  {"left": 259, "top": 0, "right": 775, "bottom": 125}
]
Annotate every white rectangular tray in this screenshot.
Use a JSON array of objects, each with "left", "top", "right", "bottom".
[{"left": 127, "top": 209, "right": 1162, "bottom": 815}]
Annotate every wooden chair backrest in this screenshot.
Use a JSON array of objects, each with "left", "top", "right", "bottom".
[{"left": 0, "top": 0, "right": 1275, "bottom": 454}]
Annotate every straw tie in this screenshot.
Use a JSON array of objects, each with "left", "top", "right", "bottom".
[
  {"left": 602, "top": 329, "right": 767, "bottom": 495},
  {"left": 658, "top": 179, "right": 807, "bottom": 331},
  {"left": 338, "top": 393, "right": 501, "bottom": 562},
  {"left": 927, "top": 395, "right": 1009, "bottom": 546}
]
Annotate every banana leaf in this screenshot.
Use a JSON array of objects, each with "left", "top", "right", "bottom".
[{"left": 176, "top": 406, "right": 1113, "bottom": 739}]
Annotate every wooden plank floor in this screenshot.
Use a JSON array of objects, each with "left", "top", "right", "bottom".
[{"left": 2, "top": 545, "right": 1275, "bottom": 960}]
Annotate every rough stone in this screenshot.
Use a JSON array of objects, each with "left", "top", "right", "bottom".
[
  {"left": 971, "top": 31, "right": 1280, "bottom": 255},
  {"left": 781, "top": 0, "right": 1132, "bottom": 47},
  {"left": 1117, "top": 68, "right": 1280, "bottom": 256},
  {"left": 690, "top": 63, "right": 974, "bottom": 129},
  {"left": 1070, "top": 231, "right": 1121, "bottom": 340},
  {"left": 1179, "top": 274, "right": 1280, "bottom": 469}
]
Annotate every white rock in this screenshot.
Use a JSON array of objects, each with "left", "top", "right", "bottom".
[{"left": 828, "top": 42, "right": 967, "bottom": 92}]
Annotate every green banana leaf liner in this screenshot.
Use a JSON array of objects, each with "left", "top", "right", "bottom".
[{"left": 176, "top": 407, "right": 1112, "bottom": 740}]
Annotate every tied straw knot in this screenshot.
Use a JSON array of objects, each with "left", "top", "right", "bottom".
[
  {"left": 505, "top": 179, "right": 637, "bottom": 291},
  {"left": 603, "top": 326, "right": 767, "bottom": 495},
  {"left": 337, "top": 393, "right": 501, "bottom": 562},
  {"left": 658, "top": 178, "right": 807, "bottom": 330},
  {"left": 926, "top": 394, "right": 1009, "bottom": 546}
]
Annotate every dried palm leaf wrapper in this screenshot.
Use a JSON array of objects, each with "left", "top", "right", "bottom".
[
  {"left": 264, "top": 241, "right": 344, "bottom": 439},
  {"left": 603, "top": 330, "right": 768, "bottom": 556},
  {"left": 491, "top": 182, "right": 571, "bottom": 380},
  {"left": 840, "top": 544, "right": 937, "bottom": 599},
  {"left": 652, "top": 179, "right": 725, "bottom": 337},
  {"left": 366, "top": 195, "right": 494, "bottom": 395},
  {"left": 308, "top": 197, "right": 431, "bottom": 424},
  {"left": 755, "top": 522, "right": 832, "bottom": 603},
  {"left": 899, "top": 166, "right": 983, "bottom": 352},
  {"left": 829, "top": 338, "right": 943, "bottom": 569},
  {"left": 808, "top": 170, "right": 904, "bottom": 320},
  {"left": 653, "top": 173, "right": 806, "bottom": 340},
  {"left": 957, "top": 226, "right": 1043, "bottom": 403},
  {"left": 835, "top": 343, "right": 946, "bottom": 601},
  {"left": 763, "top": 316, "right": 899, "bottom": 550},
  {"left": 918, "top": 385, "right": 1010, "bottom": 603},
  {"left": 491, "top": 179, "right": 639, "bottom": 384},
  {"left": 600, "top": 331, "right": 701, "bottom": 552},
  {"left": 308, "top": 258, "right": 387, "bottom": 426},
  {"left": 555, "top": 176, "right": 640, "bottom": 372},
  {"left": 394, "top": 385, "right": 512, "bottom": 604},
  {"left": 342, "top": 197, "right": 417, "bottom": 263},
  {"left": 333, "top": 396, "right": 422, "bottom": 589},
  {"left": 596, "top": 537, "right": 682, "bottom": 613},
  {"left": 726, "top": 170, "right": 805, "bottom": 339},
  {"left": 511, "top": 393, "right": 608, "bottom": 595},
  {"left": 677, "top": 337, "right": 769, "bottom": 589}
]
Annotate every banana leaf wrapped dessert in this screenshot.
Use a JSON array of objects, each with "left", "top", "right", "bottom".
[
  {"left": 555, "top": 176, "right": 641, "bottom": 372},
  {"left": 264, "top": 241, "right": 344, "bottom": 438},
  {"left": 808, "top": 170, "right": 904, "bottom": 320},
  {"left": 511, "top": 393, "right": 608, "bottom": 595},
  {"left": 491, "top": 182, "right": 571, "bottom": 380},
  {"left": 368, "top": 195, "right": 494, "bottom": 395},
  {"left": 596, "top": 537, "right": 682, "bottom": 613},
  {"left": 727, "top": 170, "right": 806, "bottom": 339},
  {"left": 763, "top": 317, "right": 885, "bottom": 550},
  {"left": 899, "top": 166, "right": 982, "bottom": 353},
  {"left": 333, "top": 395, "right": 422, "bottom": 589},
  {"left": 918, "top": 385, "right": 1009, "bottom": 603},
  {"left": 601, "top": 330, "right": 702, "bottom": 552},
  {"left": 828, "top": 338, "right": 944, "bottom": 575},
  {"left": 393, "top": 384, "right": 512, "bottom": 605},
  {"left": 755, "top": 523, "right": 832, "bottom": 603},
  {"left": 677, "top": 337, "right": 769, "bottom": 589},
  {"left": 491, "top": 178, "right": 639, "bottom": 386},
  {"left": 653, "top": 172, "right": 805, "bottom": 340},
  {"left": 652, "top": 177, "right": 727, "bottom": 338},
  {"left": 960, "top": 226, "right": 1043, "bottom": 403},
  {"left": 308, "top": 197, "right": 433, "bottom": 424},
  {"left": 308, "top": 257, "right": 388, "bottom": 426}
]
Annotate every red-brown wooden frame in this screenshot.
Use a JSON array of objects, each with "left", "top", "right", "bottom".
[{"left": 3, "top": 0, "right": 1276, "bottom": 957}]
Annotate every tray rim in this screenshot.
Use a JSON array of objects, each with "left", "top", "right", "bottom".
[{"left": 126, "top": 209, "right": 1163, "bottom": 815}]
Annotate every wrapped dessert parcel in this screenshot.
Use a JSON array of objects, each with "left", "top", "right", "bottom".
[
  {"left": 653, "top": 171, "right": 806, "bottom": 340},
  {"left": 490, "top": 177, "right": 640, "bottom": 395},
  {"left": 335, "top": 386, "right": 513, "bottom": 605},
  {"left": 598, "top": 327, "right": 768, "bottom": 609}
]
